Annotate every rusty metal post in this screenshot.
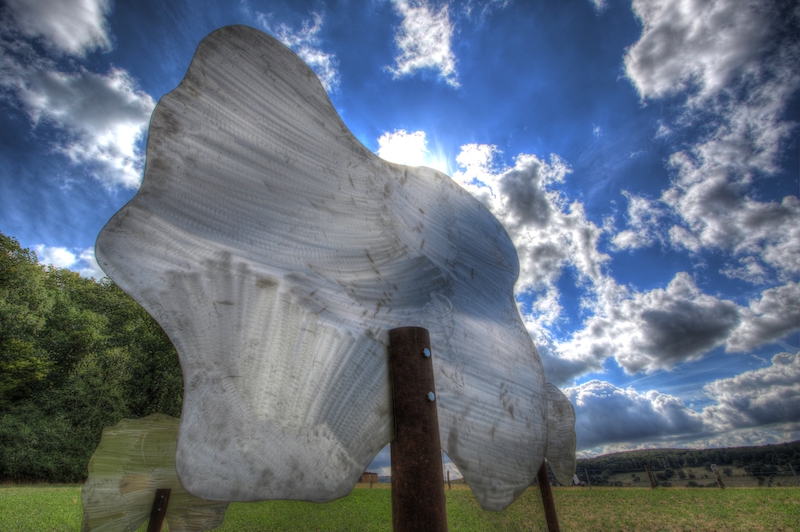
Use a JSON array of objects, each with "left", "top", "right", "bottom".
[
  {"left": 645, "top": 465, "right": 656, "bottom": 488},
  {"left": 389, "top": 327, "right": 447, "bottom": 532},
  {"left": 710, "top": 464, "right": 725, "bottom": 489},
  {"left": 146, "top": 488, "right": 170, "bottom": 532},
  {"left": 788, "top": 463, "right": 799, "bottom": 487},
  {"left": 537, "top": 462, "right": 560, "bottom": 532}
]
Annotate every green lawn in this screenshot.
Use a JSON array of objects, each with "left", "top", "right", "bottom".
[{"left": 1, "top": 484, "right": 798, "bottom": 531}]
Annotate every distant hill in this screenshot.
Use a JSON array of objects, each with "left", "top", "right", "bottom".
[
  {"left": 578, "top": 440, "right": 799, "bottom": 471},
  {"left": 575, "top": 440, "right": 800, "bottom": 487}
]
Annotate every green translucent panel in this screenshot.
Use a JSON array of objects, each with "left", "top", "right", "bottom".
[
  {"left": 545, "top": 383, "right": 577, "bottom": 486},
  {"left": 82, "top": 414, "right": 228, "bottom": 531}
]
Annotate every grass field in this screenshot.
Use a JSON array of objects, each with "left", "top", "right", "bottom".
[{"left": 1, "top": 483, "right": 798, "bottom": 531}]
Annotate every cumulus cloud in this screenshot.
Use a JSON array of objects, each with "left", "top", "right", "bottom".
[
  {"left": 720, "top": 256, "right": 769, "bottom": 285},
  {"left": 256, "top": 12, "right": 339, "bottom": 93},
  {"left": 564, "top": 380, "right": 704, "bottom": 449},
  {"left": 34, "top": 245, "right": 78, "bottom": 270},
  {"left": 3, "top": 0, "right": 111, "bottom": 56},
  {"left": 704, "top": 351, "right": 800, "bottom": 430},
  {"left": 451, "top": 143, "right": 620, "bottom": 377},
  {"left": 664, "top": 147, "right": 800, "bottom": 279},
  {"left": 624, "top": 0, "right": 778, "bottom": 102},
  {"left": 727, "top": 282, "right": 800, "bottom": 353},
  {"left": 559, "top": 272, "right": 742, "bottom": 374},
  {"left": 555, "top": 272, "right": 799, "bottom": 378},
  {"left": 387, "top": 0, "right": 459, "bottom": 87},
  {"left": 610, "top": 192, "right": 665, "bottom": 251},
  {"left": 23, "top": 68, "right": 153, "bottom": 186},
  {"left": 563, "top": 352, "right": 800, "bottom": 451},
  {"left": 536, "top": 335, "right": 601, "bottom": 387},
  {"left": 1, "top": 1, "right": 155, "bottom": 189},
  {"left": 453, "top": 144, "right": 609, "bottom": 304},
  {"left": 616, "top": 0, "right": 800, "bottom": 282},
  {"left": 582, "top": 422, "right": 800, "bottom": 457},
  {"left": 1, "top": 59, "right": 155, "bottom": 188},
  {"left": 34, "top": 244, "right": 105, "bottom": 279}
]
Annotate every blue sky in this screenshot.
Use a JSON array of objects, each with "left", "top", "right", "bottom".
[{"left": 1, "top": 0, "right": 798, "bottom": 474}]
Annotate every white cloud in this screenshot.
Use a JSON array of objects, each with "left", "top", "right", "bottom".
[
  {"left": 565, "top": 380, "right": 704, "bottom": 449},
  {"left": 376, "top": 129, "right": 448, "bottom": 174},
  {"left": 618, "top": 0, "right": 800, "bottom": 283},
  {"left": 256, "top": 12, "right": 339, "bottom": 93},
  {"left": 727, "top": 282, "right": 800, "bottom": 353},
  {"left": 1, "top": 2, "right": 155, "bottom": 189},
  {"left": 624, "top": 0, "right": 777, "bottom": 102},
  {"left": 2, "top": 60, "right": 155, "bottom": 188},
  {"left": 387, "top": 0, "right": 459, "bottom": 87},
  {"left": 664, "top": 147, "right": 800, "bottom": 279},
  {"left": 563, "top": 352, "right": 800, "bottom": 451},
  {"left": 720, "top": 256, "right": 769, "bottom": 285},
  {"left": 536, "top": 334, "right": 600, "bottom": 387},
  {"left": 559, "top": 272, "right": 741, "bottom": 375},
  {"left": 677, "top": 424, "right": 800, "bottom": 452},
  {"left": 3, "top": 0, "right": 111, "bottom": 56},
  {"left": 555, "top": 272, "right": 799, "bottom": 379},
  {"left": 581, "top": 423, "right": 800, "bottom": 457},
  {"left": 35, "top": 245, "right": 77, "bottom": 269},
  {"left": 703, "top": 351, "right": 800, "bottom": 430},
  {"left": 610, "top": 192, "right": 665, "bottom": 251},
  {"left": 453, "top": 144, "right": 609, "bottom": 301},
  {"left": 77, "top": 247, "right": 105, "bottom": 279},
  {"left": 34, "top": 244, "right": 105, "bottom": 279},
  {"left": 614, "top": 75, "right": 800, "bottom": 272}
]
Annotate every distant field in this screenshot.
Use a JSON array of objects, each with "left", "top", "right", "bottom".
[
  {"left": 594, "top": 466, "right": 797, "bottom": 489},
  {"left": 1, "top": 484, "right": 798, "bottom": 531}
]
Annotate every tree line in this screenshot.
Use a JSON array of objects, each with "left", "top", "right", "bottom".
[
  {"left": 1, "top": 232, "right": 182, "bottom": 482},
  {"left": 577, "top": 441, "right": 800, "bottom": 486}
]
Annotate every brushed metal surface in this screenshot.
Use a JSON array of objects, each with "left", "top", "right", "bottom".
[{"left": 96, "top": 25, "right": 573, "bottom": 511}]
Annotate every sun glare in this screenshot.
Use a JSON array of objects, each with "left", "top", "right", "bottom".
[{"left": 376, "top": 129, "right": 450, "bottom": 176}]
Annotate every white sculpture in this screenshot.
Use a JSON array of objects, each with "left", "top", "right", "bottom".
[{"left": 96, "top": 25, "right": 575, "bottom": 511}]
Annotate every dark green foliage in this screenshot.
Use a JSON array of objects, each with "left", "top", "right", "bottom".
[
  {"left": 578, "top": 441, "right": 800, "bottom": 486},
  {"left": 0, "top": 233, "right": 183, "bottom": 482}
]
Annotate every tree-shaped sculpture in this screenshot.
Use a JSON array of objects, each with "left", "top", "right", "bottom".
[{"left": 96, "top": 25, "right": 575, "bottom": 511}]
